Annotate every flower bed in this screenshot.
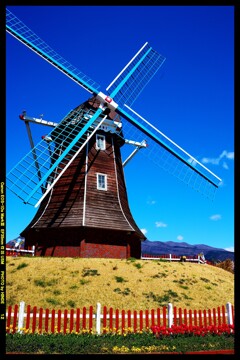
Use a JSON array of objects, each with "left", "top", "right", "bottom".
[
  {"left": 6, "top": 324, "right": 234, "bottom": 354},
  {"left": 150, "top": 323, "right": 234, "bottom": 338}
]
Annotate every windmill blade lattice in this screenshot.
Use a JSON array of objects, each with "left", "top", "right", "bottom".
[
  {"left": 6, "top": 8, "right": 101, "bottom": 94},
  {"left": 106, "top": 42, "right": 166, "bottom": 108},
  {"left": 6, "top": 107, "right": 106, "bottom": 206},
  {"left": 117, "top": 106, "right": 221, "bottom": 200}
]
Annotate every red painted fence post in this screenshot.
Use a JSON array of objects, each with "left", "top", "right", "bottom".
[
  {"left": 157, "top": 308, "right": 160, "bottom": 327},
  {"left": 12, "top": 304, "right": 18, "bottom": 334},
  {"left": 145, "top": 309, "right": 149, "bottom": 330},
  {"left": 64, "top": 309, "right": 68, "bottom": 334},
  {"left": 121, "top": 310, "right": 125, "bottom": 334},
  {"left": 189, "top": 309, "right": 192, "bottom": 326},
  {"left": 213, "top": 308, "right": 217, "bottom": 325},
  {"left": 151, "top": 309, "right": 155, "bottom": 327},
  {"left": 184, "top": 308, "right": 187, "bottom": 325},
  {"left": 199, "top": 310, "right": 202, "bottom": 327},
  {"left": 51, "top": 309, "right": 55, "bottom": 334},
  {"left": 70, "top": 309, "right": 74, "bottom": 333},
  {"left": 232, "top": 305, "right": 234, "bottom": 324},
  {"left": 163, "top": 306, "right": 167, "bottom": 327},
  {"left": 76, "top": 308, "right": 80, "bottom": 333},
  {"left": 194, "top": 309, "right": 197, "bottom": 326},
  {"left": 89, "top": 306, "right": 93, "bottom": 332},
  {"left": 32, "top": 306, "right": 37, "bottom": 333},
  {"left": 57, "top": 310, "right": 61, "bottom": 333},
  {"left": 103, "top": 306, "right": 107, "bottom": 334},
  {"left": 82, "top": 307, "right": 87, "bottom": 330},
  {"left": 127, "top": 310, "right": 131, "bottom": 331},
  {"left": 179, "top": 308, "right": 182, "bottom": 325},
  {"left": 38, "top": 307, "right": 43, "bottom": 334},
  {"left": 203, "top": 309, "right": 207, "bottom": 327},
  {"left": 139, "top": 310, "right": 143, "bottom": 332},
  {"left": 109, "top": 307, "right": 113, "bottom": 331},
  {"left": 217, "top": 306, "right": 221, "bottom": 325},
  {"left": 133, "top": 310, "right": 137, "bottom": 333},
  {"left": 45, "top": 308, "right": 49, "bottom": 333},
  {"left": 173, "top": 306, "right": 177, "bottom": 325},
  {"left": 6, "top": 306, "right": 12, "bottom": 333},
  {"left": 208, "top": 309, "right": 212, "bottom": 326},
  {"left": 115, "top": 308, "right": 119, "bottom": 333}
]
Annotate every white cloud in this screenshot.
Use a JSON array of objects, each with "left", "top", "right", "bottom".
[
  {"left": 147, "top": 199, "right": 156, "bottom": 205},
  {"left": 224, "top": 246, "right": 234, "bottom": 252},
  {"left": 209, "top": 214, "right": 222, "bottom": 221},
  {"left": 141, "top": 228, "right": 147, "bottom": 235},
  {"left": 155, "top": 221, "right": 167, "bottom": 228},
  {"left": 177, "top": 235, "right": 184, "bottom": 241},
  {"left": 225, "top": 152, "right": 234, "bottom": 160},
  {"left": 201, "top": 150, "right": 234, "bottom": 169}
]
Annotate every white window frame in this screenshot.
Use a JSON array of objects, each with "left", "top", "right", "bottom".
[
  {"left": 97, "top": 173, "right": 107, "bottom": 191},
  {"left": 96, "top": 134, "right": 106, "bottom": 150}
]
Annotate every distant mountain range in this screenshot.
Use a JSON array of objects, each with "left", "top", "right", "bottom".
[
  {"left": 7, "top": 237, "right": 234, "bottom": 262},
  {"left": 141, "top": 240, "right": 234, "bottom": 262}
]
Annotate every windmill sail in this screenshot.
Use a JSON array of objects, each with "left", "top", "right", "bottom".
[
  {"left": 6, "top": 107, "right": 107, "bottom": 206},
  {"left": 116, "top": 105, "right": 221, "bottom": 199},
  {"left": 106, "top": 42, "right": 166, "bottom": 107},
  {"left": 6, "top": 8, "right": 101, "bottom": 95},
  {"left": 6, "top": 8, "right": 221, "bottom": 208}
]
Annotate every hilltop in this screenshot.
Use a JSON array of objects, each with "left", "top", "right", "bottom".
[{"left": 6, "top": 257, "right": 234, "bottom": 311}]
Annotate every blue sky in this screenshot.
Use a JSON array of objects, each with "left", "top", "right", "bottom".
[{"left": 6, "top": 5, "right": 234, "bottom": 252}]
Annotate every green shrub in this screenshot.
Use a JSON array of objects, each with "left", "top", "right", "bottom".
[
  {"left": 114, "top": 276, "right": 127, "bottom": 283},
  {"left": 53, "top": 290, "right": 61, "bottom": 296},
  {"left": 69, "top": 285, "right": 78, "bottom": 290},
  {"left": 113, "top": 288, "right": 131, "bottom": 296},
  {"left": 151, "top": 273, "right": 168, "bottom": 279},
  {"left": 46, "top": 298, "right": 60, "bottom": 306},
  {"left": 143, "top": 290, "right": 180, "bottom": 306},
  {"left": 80, "top": 279, "right": 90, "bottom": 285},
  {"left": 67, "top": 300, "right": 76, "bottom": 308},
  {"left": 179, "top": 285, "right": 189, "bottom": 290},
  {"left": 82, "top": 268, "right": 100, "bottom": 277},
  {"left": 134, "top": 263, "right": 143, "bottom": 269},
  {"left": 16, "top": 262, "right": 28, "bottom": 270},
  {"left": 34, "top": 279, "right": 58, "bottom": 287}
]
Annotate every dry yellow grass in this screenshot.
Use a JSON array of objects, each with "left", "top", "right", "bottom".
[{"left": 6, "top": 257, "right": 234, "bottom": 312}]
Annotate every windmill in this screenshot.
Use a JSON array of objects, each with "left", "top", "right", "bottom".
[{"left": 6, "top": 9, "right": 222, "bottom": 259}]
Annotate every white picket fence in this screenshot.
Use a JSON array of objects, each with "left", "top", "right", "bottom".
[{"left": 141, "top": 254, "right": 206, "bottom": 263}]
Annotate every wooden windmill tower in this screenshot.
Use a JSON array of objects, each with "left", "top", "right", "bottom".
[
  {"left": 18, "top": 98, "right": 147, "bottom": 258},
  {"left": 6, "top": 9, "right": 222, "bottom": 258}
]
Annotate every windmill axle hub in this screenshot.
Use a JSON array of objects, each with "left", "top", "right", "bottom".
[{"left": 96, "top": 91, "right": 118, "bottom": 111}]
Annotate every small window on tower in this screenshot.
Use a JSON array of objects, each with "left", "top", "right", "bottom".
[
  {"left": 97, "top": 173, "right": 107, "bottom": 190},
  {"left": 96, "top": 134, "right": 106, "bottom": 150}
]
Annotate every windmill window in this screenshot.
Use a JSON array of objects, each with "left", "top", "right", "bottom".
[
  {"left": 96, "top": 134, "right": 106, "bottom": 150},
  {"left": 97, "top": 173, "right": 107, "bottom": 190}
]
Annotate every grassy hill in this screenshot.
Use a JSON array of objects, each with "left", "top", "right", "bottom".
[{"left": 6, "top": 257, "right": 234, "bottom": 312}]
